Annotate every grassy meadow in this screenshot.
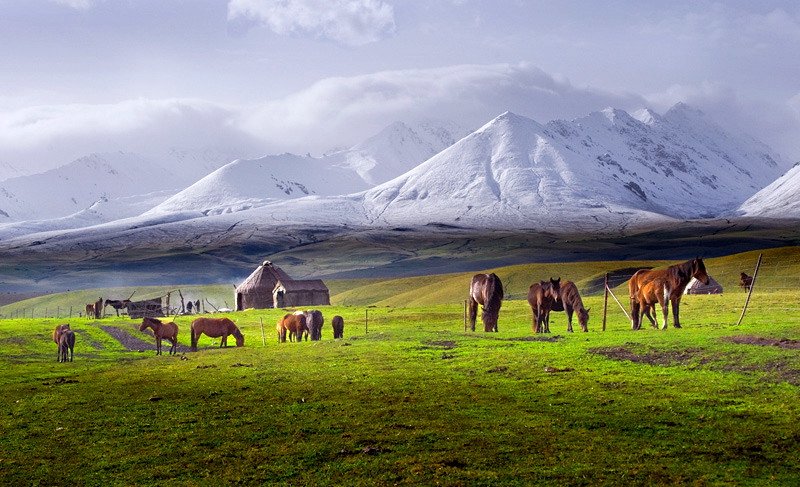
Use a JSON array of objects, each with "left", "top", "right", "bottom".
[{"left": 1, "top": 268, "right": 800, "bottom": 486}]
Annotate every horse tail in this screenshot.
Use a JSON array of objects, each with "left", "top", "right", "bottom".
[{"left": 190, "top": 322, "right": 197, "bottom": 351}]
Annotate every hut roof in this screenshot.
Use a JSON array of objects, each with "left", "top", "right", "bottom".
[
  {"left": 684, "top": 275, "right": 723, "bottom": 294},
  {"left": 273, "top": 279, "right": 329, "bottom": 293},
  {"left": 236, "top": 261, "right": 292, "bottom": 294}
]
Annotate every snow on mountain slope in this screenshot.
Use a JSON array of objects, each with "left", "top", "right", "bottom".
[
  {"left": 146, "top": 154, "right": 372, "bottom": 215},
  {"left": 0, "top": 149, "right": 236, "bottom": 224},
  {"left": 736, "top": 163, "right": 800, "bottom": 217},
  {"left": 147, "top": 120, "right": 468, "bottom": 215},
  {"left": 330, "top": 120, "right": 469, "bottom": 185}
]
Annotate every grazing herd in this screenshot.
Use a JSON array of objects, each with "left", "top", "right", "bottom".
[
  {"left": 470, "top": 257, "right": 712, "bottom": 334},
  {"left": 50, "top": 257, "right": 727, "bottom": 362}
]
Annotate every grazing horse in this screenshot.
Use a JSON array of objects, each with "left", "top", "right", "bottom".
[
  {"left": 139, "top": 317, "right": 179, "bottom": 355},
  {"left": 468, "top": 273, "right": 504, "bottom": 332},
  {"left": 739, "top": 272, "right": 754, "bottom": 292},
  {"left": 332, "top": 315, "right": 344, "bottom": 339},
  {"left": 58, "top": 329, "right": 76, "bottom": 363},
  {"left": 296, "top": 310, "right": 324, "bottom": 340},
  {"left": 190, "top": 317, "right": 244, "bottom": 351},
  {"left": 527, "top": 278, "right": 561, "bottom": 333},
  {"left": 551, "top": 281, "right": 589, "bottom": 332},
  {"left": 53, "top": 324, "right": 71, "bottom": 361},
  {"left": 104, "top": 299, "right": 131, "bottom": 317},
  {"left": 628, "top": 257, "right": 709, "bottom": 330},
  {"left": 277, "top": 313, "right": 307, "bottom": 343}
]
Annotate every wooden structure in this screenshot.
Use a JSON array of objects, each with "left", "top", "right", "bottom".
[
  {"left": 272, "top": 279, "right": 330, "bottom": 308},
  {"left": 127, "top": 297, "right": 164, "bottom": 319}
]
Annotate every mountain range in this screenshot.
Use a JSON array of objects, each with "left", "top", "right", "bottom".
[{"left": 1, "top": 103, "right": 799, "bottom": 291}]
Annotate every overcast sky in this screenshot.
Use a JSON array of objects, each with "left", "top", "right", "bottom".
[{"left": 2, "top": 0, "right": 799, "bottom": 174}]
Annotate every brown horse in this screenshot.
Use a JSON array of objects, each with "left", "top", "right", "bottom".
[
  {"left": 85, "top": 304, "right": 95, "bottom": 318},
  {"left": 53, "top": 324, "right": 71, "bottom": 361},
  {"left": 631, "top": 276, "right": 670, "bottom": 330},
  {"left": 190, "top": 317, "right": 244, "bottom": 351},
  {"left": 628, "top": 257, "right": 709, "bottom": 330},
  {"left": 332, "top": 315, "right": 344, "bottom": 339},
  {"left": 139, "top": 317, "right": 179, "bottom": 355},
  {"left": 468, "top": 273, "right": 504, "bottom": 332},
  {"left": 58, "top": 328, "right": 76, "bottom": 363},
  {"left": 277, "top": 313, "right": 307, "bottom": 343},
  {"left": 527, "top": 278, "right": 561, "bottom": 333},
  {"left": 739, "top": 272, "right": 754, "bottom": 292},
  {"left": 551, "top": 281, "right": 589, "bottom": 332}
]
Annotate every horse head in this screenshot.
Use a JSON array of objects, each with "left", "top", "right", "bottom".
[
  {"left": 692, "top": 257, "right": 710, "bottom": 285},
  {"left": 548, "top": 277, "right": 561, "bottom": 299},
  {"left": 234, "top": 327, "right": 245, "bottom": 347},
  {"left": 577, "top": 307, "right": 590, "bottom": 330}
]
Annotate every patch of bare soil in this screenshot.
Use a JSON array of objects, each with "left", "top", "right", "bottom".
[
  {"left": 589, "top": 343, "right": 708, "bottom": 366},
  {"left": 99, "top": 324, "right": 192, "bottom": 353},
  {"left": 720, "top": 335, "right": 800, "bottom": 349}
]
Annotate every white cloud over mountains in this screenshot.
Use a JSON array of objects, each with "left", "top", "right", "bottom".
[{"left": 227, "top": 0, "right": 396, "bottom": 46}]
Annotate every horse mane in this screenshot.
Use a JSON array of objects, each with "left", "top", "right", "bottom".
[{"left": 483, "top": 273, "right": 503, "bottom": 312}]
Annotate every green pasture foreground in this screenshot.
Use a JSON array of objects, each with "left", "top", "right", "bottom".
[{"left": 1, "top": 295, "right": 799, "bottom": 486}]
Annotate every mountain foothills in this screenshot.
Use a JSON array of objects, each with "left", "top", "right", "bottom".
[{"left": 0, "top": 103, "right": 798, "bottom": 291}]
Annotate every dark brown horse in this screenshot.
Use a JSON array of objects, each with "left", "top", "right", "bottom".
[
  {"left": 298, "top": 310, "right": 324, "bottom": 341},
  {"left": 332, "top": 315, "right": 344, "bottom": 339},
  {"left": 190, "top": 317, "right": 244, "bottom": 351},
  {"left": 85, "top": 304, "right": 95, "bottom": 319},
  {"left": 53, "top": 324, "right": 71, "bottom": 361},
  {"left": 739, "top": 272, "right": 754, "bottom": 292},
  {"left": 628, "top": 257, "right": 709, "bottom": 330},
  {"left": 468, "top": 273, "right": 504, "bottom": 332},
  {"left": 551, "top": 280, "right": 589, "bottom": 332},
  {"left": 527, "top": 278, "right": 561, "bottom": 333},
  {"left": 104, "top": 299, "right": 131, "bottom": 317},
  {"left": 277, "top": 313, "right": 307, "bottom": 343},
  {"left": 58, "top": 328, "right": 76, "bottom": 363},
  {"left": 139, "top": 317, "right": 179, "bottom": 355}
]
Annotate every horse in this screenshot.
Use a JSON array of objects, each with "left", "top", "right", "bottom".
[
  {"left": 740, "top": 272, "right": 754, "bottom": 292},
  {"left": 296, "top": 310, "right": 323, "bottom": 340},
  {"left": 104, "top": 299, "right": 131, "bottom": 317},
  {"left": 190, "top": 317, "right": 244, "bottom": 351},
  {"left": 468, "top": 273, "right": 504, "bottom": 332},
  {"left": 551, "top": 281, "right": 589, "bottom": 332},
  {"left": 527, "top": 278, "right": 561, "bottom": 333},
  {"left": 277, "top": 313, "right": 307, "bottom": 343},
  {"left": 631, "top": 276, "right": 671, "bottom": 330},
  {"left": 58, "top": 329, "right": 76, "bottom": 363},
  {"left": 53, "top": 324, "right": 71, "bottom": 361},
  {"left": 332, "top": 315, "right": 344, "bottom": 339},
  {"left": 628, "top": 257, "right": 709, "bottom": 330},
  {"left": 85, "top": 304, "right": 95, "bottom": 319},
  {"left": 94, "top": 297, "right": 103, "bottom": 319},
  {"left": 139, "top": 317, "right": 179, "bottom": 355}
]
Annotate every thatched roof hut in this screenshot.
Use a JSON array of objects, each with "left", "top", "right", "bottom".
[
  {"left": 273, "top": 279, "right": 330, "bottom": 308},
  {"left": 235, "top": 261, "right": 293, "bottom": 310}
]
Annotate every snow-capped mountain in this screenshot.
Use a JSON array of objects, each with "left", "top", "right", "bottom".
[
  {"left": 0, "top": 149, "right": 236, "bottom": 223},
  {"left": 736, "top": 162, "right": 800, "bottom": 217},
  {"left": 148, "top": 120, "right": 468, "bottom": 215}
]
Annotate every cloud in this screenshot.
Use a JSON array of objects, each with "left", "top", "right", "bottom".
[
  {"left": 49, "top": 0, "right": 94, "bottom": 9},
  {"left": 239, "top": 62, "right": 646, "bottom": 154},
  {"left": 0, "top": 99, "right": 264, "bottom": 172},
  {"left": 227, "top": 0, "right": 396, "bottom": 46}
]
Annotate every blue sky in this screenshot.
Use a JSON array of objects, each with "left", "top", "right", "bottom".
[{"left": 2, "top": 0, "right": 799, "bottom": 173}]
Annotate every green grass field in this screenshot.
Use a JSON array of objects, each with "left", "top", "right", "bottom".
[{"left": 1, "top": 281, "right": 799, "bottom": 485}]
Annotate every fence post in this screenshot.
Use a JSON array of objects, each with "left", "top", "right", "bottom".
[
  {"left": 602, "top": 273, "right": 609, "bottom": 331},
  {"left": 260, "top": 317, "right": 266, "bottom": 346},
  {"left": 736, "top": 253, "right": 763, "bottom": 326}
]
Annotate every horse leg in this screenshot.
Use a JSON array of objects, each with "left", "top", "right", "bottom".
[
  {"left": 566, "top": 307, "right": 574, "bottom": 333},
  {"left": 220, "top": 335, "right": 228, "bottom": 347},
  {"left": 671, "top": 296, "right": 682, "bottom": 328},
  {"left": 468, "top": 299, "right": 478, "bottom": 332}
]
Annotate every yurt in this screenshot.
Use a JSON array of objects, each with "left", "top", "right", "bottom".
[
  {"left": 235, "top": 261, "right": 293, "bottom": 310},
  {"left": 272, "top": 279, "right": 330, "bottom": 308},
  {"left": 684, "top": 276, "right": 723, "bottom": 295}
]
